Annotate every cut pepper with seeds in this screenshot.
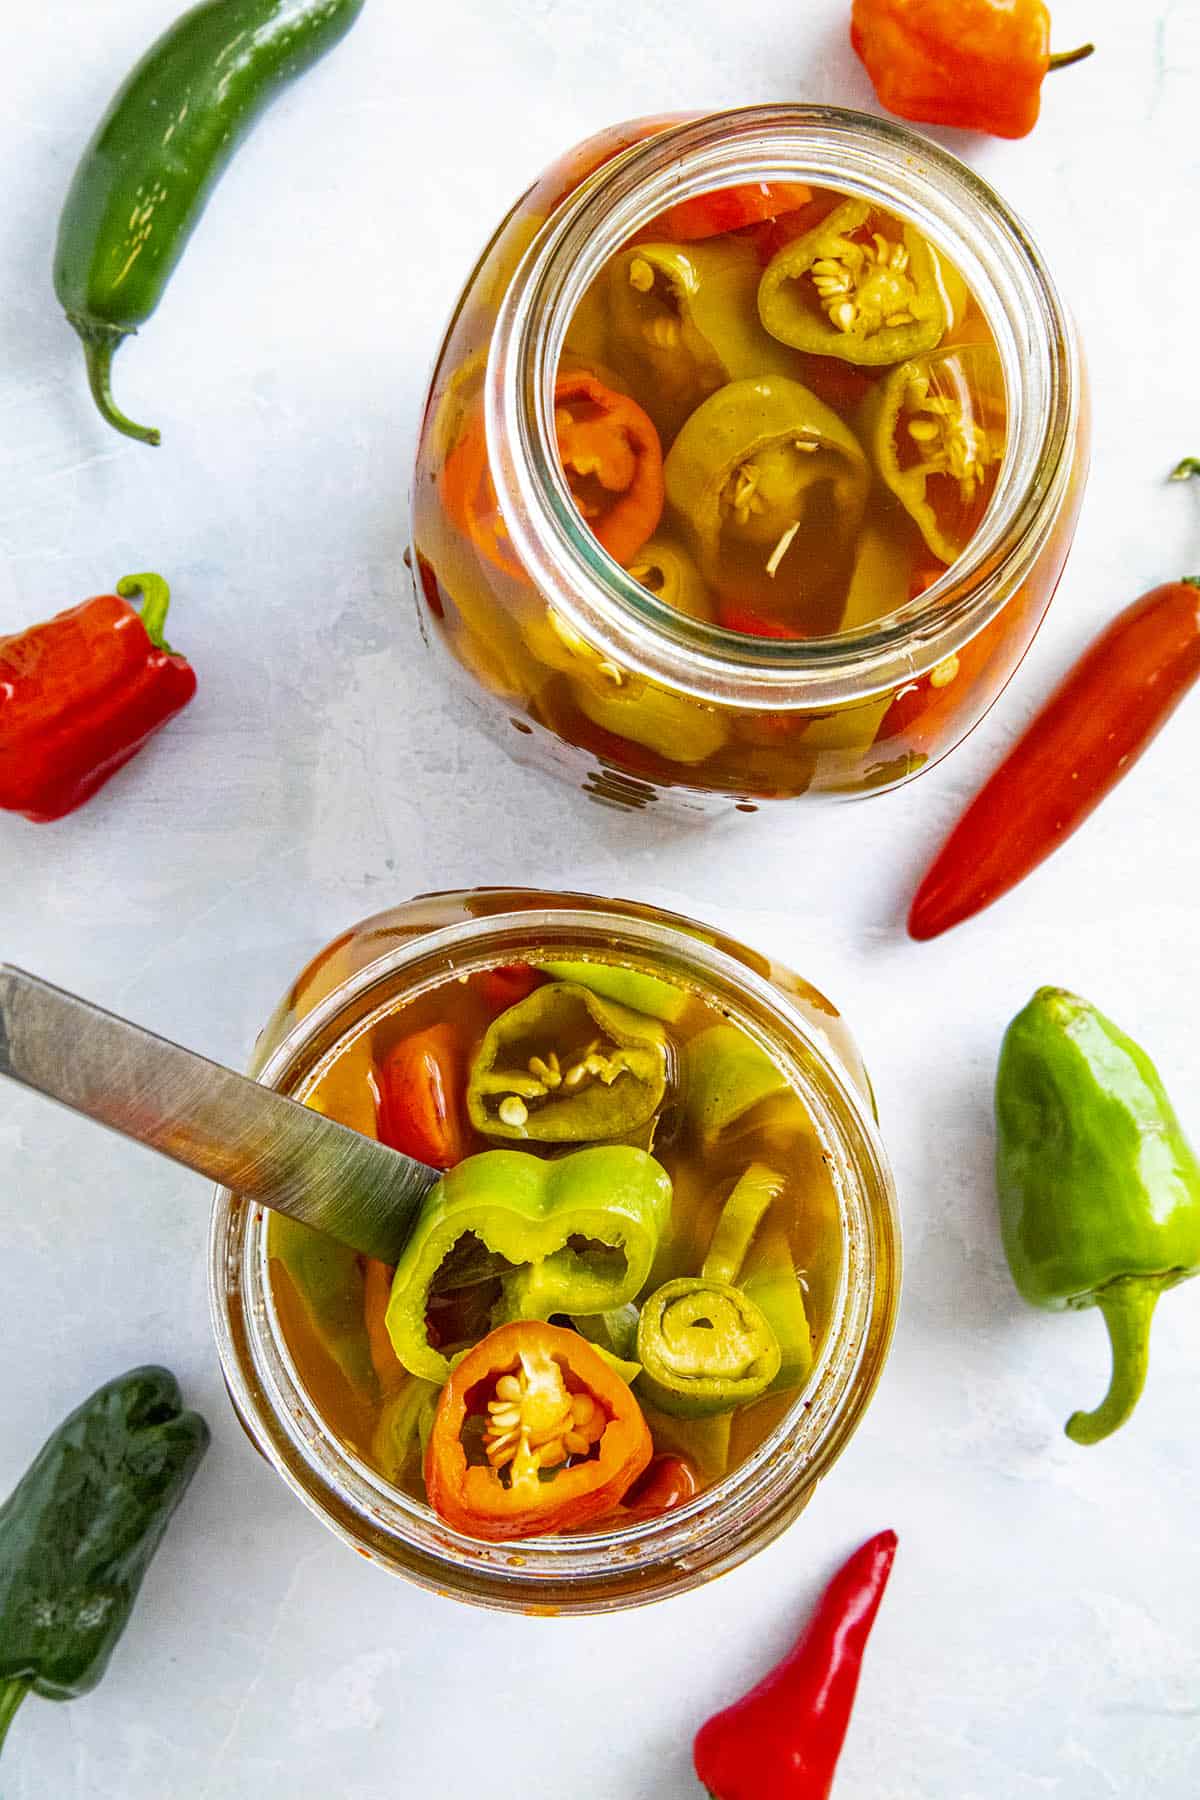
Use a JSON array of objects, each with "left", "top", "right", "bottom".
[
  {"left": 637, "top": 1277, "right": 781, "bottom": 1417},
  {"left": 759, "top": 197, "right": 952, "bottom": 366},
  {"left": 554, "top": 371, "right": 664, "bottom": 565},
  {"left": 385, "top": 1145, "right": 673, "bottom": 1382},
  {"left": 863, "top": 342, "right": 1006, "bottom": 563},
  {"left": 424, "top": 1321, "right": 652, "bottom": 1540},
  {"left": 467, "top": 980, "right": 669, "bottom": 1143}
]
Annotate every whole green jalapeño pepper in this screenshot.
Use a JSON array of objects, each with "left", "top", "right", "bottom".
[
  {"left": 54, "top": 0, "right": 367, "bottom": 445},
  {"left": 385, "top": 1146, "right": 674, "bottom": 1382},
  {"left": 467, "top": 981, "right": 670, "bottom": 1143},
  {"left": 996, "top": 988, "right": 1200, "bottom": 1445},
  {"left": 0, "top": 1367, "right": 209, "bottom": 1759},
  {"left": 637, "top": 1278, "right": 780, "bottom": 1417},
  {"left": 758, "top": 197, "right": 954, "bottom": 366}
]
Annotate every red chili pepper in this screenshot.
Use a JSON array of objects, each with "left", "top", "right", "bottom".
[
  {"left": 472, "top": 962, "right": 543, "bottom": 1016},
  {"left": 718, "top": 603, "right": 806, "bottom": 640},
  {"left": 374, "top": 1024, "right": 467, "bottom": 1170},
  {"left": 0, "top": 573, "right": 196, "bottom": 823},
  {"left": 694, "top": 1530, "right": 898, "bottom": 1800},
  {"left": 644, "top": 182, "right": 814, "bottom": 244},
  {"left": 619, "top": 1452, "right": 700, "bottom": 1520},
  {"left": 850, "top": 0, "right": 1094, "bottom": 140},
  {"left": 909, "top": 580, "right": 1200, "bottom": 940}
]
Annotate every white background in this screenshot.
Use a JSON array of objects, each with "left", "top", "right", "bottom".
[{"left": 3, "top": 1, "right": 1199, "bottom": 1794}]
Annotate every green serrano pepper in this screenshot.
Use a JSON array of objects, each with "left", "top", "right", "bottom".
[{"left": 54, "top": 0, "right": 367, "bottom": 445}]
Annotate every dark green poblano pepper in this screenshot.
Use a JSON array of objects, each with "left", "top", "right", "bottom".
[
  {"left": 467, "top": 981, "right": 670, "bottom": 1143},
  {"left": 0, "top": 1367, "right": 209, "bottom": 1759},
  {"left": 996, "top": 988, "right": 1200, "bottom": 1445}
]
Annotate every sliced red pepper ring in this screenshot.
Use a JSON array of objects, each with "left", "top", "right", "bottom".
[
  {"left": 554, "top": 371, "right": 664, "bottom": 566},
  {"left": 643, "top": 182, "right": 814, "bottom": 244},
  {"left": 374, "top": 1024, "right": 467, "bottom": 1171},
  {"left": 424, "top": 1322, "right": 652, "bottom": 1541}
]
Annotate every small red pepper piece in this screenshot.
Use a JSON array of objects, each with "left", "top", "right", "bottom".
[
  {"left": 850, "top": 0, "right": 1094, "bottom": 140},
  {"left": 0, "top": 573, "right": 196, "bottom": 823},
  {"left": 374, "top": 1024, "right": 467, "bottom": 1170},
  {"left": 644, "top": 183, "right": 814, "bottom": 244},
  {"left": 471, "top": 962, "right": 544, "bottom": 1016},
  {"left": 619, "top": 1452, "right": 700, "bottom": 1520},
  {"left": 909, "top": 580, "right": 1200, "bottom": 940},
  {"left": 717, "top": 603, "right": 806, "bottom": 640},
  {"left": 694, "top": 1529, "right": 898, "bottom": 1800},
  {"left": 554, "top": 371, "right": 664, "bottom": 566}
]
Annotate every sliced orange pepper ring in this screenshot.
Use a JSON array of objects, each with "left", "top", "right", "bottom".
[
  {"left": 554, "top": 372, "right": 664, "bottom": 566},
  {"left": 438, "top": 407, "right": 527, "bottom": 582},
  {"left": 424, "top": 1321, "right": 652, "bottom": 1541}
]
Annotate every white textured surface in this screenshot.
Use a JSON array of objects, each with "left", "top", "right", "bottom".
[{"left": 3, "top": 1, "right": 1200, "bottom": 1794}]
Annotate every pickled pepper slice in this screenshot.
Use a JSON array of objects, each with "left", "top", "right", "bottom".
[
  {"left": 554, "top": 371, "right": 664, "bottom": 565},
  {"left": 637, "top": 1277, "right": 781, "bottom": 1418},
  {"left": 864, "top": 343, "right": 1006, "bottom": 563},
  {"left": 627, "top": 535, "right": 714, "bottom": 619},
  {"left": 467, "top": 980, "right": 670, "bottom": 1143},
  {"left": 759, "top": 197, "right": 952, "bottom": 366}
]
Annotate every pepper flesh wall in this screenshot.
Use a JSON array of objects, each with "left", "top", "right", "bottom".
[{"left": 268, "top": 950, "right": 840, "bottom": 1540}]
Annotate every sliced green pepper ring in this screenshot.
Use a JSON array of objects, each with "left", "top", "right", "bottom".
[
  {"left": 626, "top": 534, "right": 714, "bottom": 621},
  {"left": 758, "top": 197, "right": 951, "bottom": 366},
  {"left": 606, "top": 237, "right": 799, "bottom": 436},
  {"left": 540, "top": 960, "right": 688, "bottom": 1022},
  {"left": 741, "top": 1219, "right": 815, "bottom": 1391},
  {"left": 468, "top": 980, "right": 670, "bottom": 1143},
  {"left": 703, "top": 1163, "right": 783, "bottom": 1285},
  {"left": 637, "top": 1277, "right": 781, "bottom": 1417},
  {"left": 385, "top": 1145, "right": 673, "bottom": 1382},
  {"left": 663, "top": 375, "right": 869, "bottom": 599},
  {"left": 862, "top": 342, "right": 1006, "bottom": 563},
  {"left": 685, "top": 1023, "right": 788, "bottom": 1145}
]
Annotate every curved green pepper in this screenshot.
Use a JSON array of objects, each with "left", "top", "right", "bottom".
[
  {"left": 468, "top": 980, "right": 670, "bottom": 1143},
  {"left": 270, "top": 1214, "right": 376, "bottom": 1397},
  {"left": 685, "top": 1023, "right": 788, "bottom": 1145},
  {"left": 385, "top": 1146, "right": 674, "bottom": 1381},
  {"left": 758, "top": 197, "right": 949, "bottom": 367},
  {"left": 742, "top": 1220, "right": 815, "bottom": 1391},
  {"left": 0, "top": 1368, "right": 209, "bottom": 1759},
  {"left": 664, "top": 376, "right": 869, "bottom": 593},
  {"left": 861, "top": 343, "right": 1006, "bottom": 564},
  {"left": 703, "top": 1163, "right": 783, "bottom": 1285},
  {"left": 53, "top": 0, "right": 366, "bottom": 445},
  {"left": 540, "top": 960, "right": 688, "bottom": 1023},
  {"left": 626, "top": 535, "right": 715, "bottom": 622},
  {"left": 607, "top": 237, "right": 799, "bottom": 436},
  {"left": 371, "top": 1375, "right": 442, "bottom": 1485},
  {"left": 996, "top": 988, "right": 1200, "bottom": 1445},
  {"left": 637, "top": 1277, "right": 780, "bottom": 1417}
]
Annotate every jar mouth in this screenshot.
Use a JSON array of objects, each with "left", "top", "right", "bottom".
[
  {"left": 488, "top": 104, "right": 1079, "bottom": 709},
  {"left": 209, "top": 898, "right": 900, "bottom": 1612}
]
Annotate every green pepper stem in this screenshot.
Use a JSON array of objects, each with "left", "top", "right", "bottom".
[
  {"left": 1047, "top": 43, "right": 1095, "bottom": 71},
  {"left": 1170, "top": 457, "right": 1200, "bottom": 482},
  {"left": 116, "top": 573, "right": 174, "bottom": 652},
  {"left": 0, "top": 1678, "right": 30, "bottom": 1759},
  {"left": 1065, "top": 1278, "right": 1159, "bottom": 1446},
  {"left": 72, "top": 321, "right": 161, "bottom": 448}
]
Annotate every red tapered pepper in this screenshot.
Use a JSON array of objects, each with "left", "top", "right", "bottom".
[
  {"left": 0, "top": 574, "right": 196, "bottom": 823},
  {"left": 374, "top": 1024, "right": 467, "bottom": 1170},
  {"left": 694, "top": 1530, "right": 898, "bottom": 1800},
  {"left": 909, "top": 580, "right": 1200, "bottom": 940},
  {"left": 850, "top": 0, "right": 1093, "bottom": 141}
]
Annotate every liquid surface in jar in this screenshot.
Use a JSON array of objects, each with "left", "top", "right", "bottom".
[
  {"left": 268, "top": 954, "right": 842, "bottom": 1542},
  {"left": 556, "top": 181, "right": 1007, "bottom": 638}
]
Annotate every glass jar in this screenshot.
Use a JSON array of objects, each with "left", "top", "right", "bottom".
[
  {"left": 209, "top": 889, "right": 899, "bottom": 1613},
  {"left": 410, "top": 105, "right": 1086, "bottom": 814}
]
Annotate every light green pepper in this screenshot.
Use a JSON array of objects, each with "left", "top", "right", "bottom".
[
  {"left": 371, "top": 1375, "right": 441, "bottom": 1484},
  {"left": 685, "top": 1024, "right": 788, "bottom": 1145},
  {"left": 385, "top": 1146, "right": 673, "bottom": 1382},
  {"left": 270, "top": 1217, "right": 375, "bottom": 1397},
  {"left": 703, "top": 1164, "right": 783, "bottom": 1285},
  {"left": 636, "top": 1277, "right": 781, "bottom": 1417},
  {"left": 742, "top": 1220, "right": 814, "bottom": 1391},
  {"left": 468, "top": 981, "right": 669, "bottom": 1143},
  {"left": 626, "top": 534, "right": 714, "bottom": 622},
  {"left": 540, "top": 960, "right": 689, "bottom": 1023}
]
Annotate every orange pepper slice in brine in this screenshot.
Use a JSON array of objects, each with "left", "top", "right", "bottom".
[{"left": 553, "top": 371, "right": 664, "bottom": 566}]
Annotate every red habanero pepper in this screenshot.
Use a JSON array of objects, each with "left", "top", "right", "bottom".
[
  {"left": 0, "top": 573, "right": 196, "bottom": 823},
  {"left": 374, "top": 1024, "right": 467, "bottom": 1170},
  {"left": 909, "top": 581, "right": 1200, "bottom": 940},
  {"left": 850, "top": 0, "right": 1094, "bottom": 140},
  {"left": 694, "top": 1530, "right": 898, "bottom": 1800}
]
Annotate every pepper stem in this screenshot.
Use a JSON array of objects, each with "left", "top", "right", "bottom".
[
  {"left": 1047, "top": 43, "right": 1095, "bottom": 71},
  {"left": 1065, "top": 1278, "right": 1159, "bottom": 1446},
  {"left": 1170, "top": 457, "right": 1200, "bottom": 481},
  {"left": 0, "top": 1678, "right": 30, "bottom": 1759},
  {"left": 72, "top": 320, "right": 161, "bottom": 448},
  {"left": 116, "top": 573, "right": 174, "bottom": 653}
]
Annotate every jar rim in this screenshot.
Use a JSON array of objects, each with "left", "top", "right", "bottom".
[
  {"left": 208, "top": 894, "right": 901, "bottom": 1612},
  {"left": 487, "top": 104, "right": 1080, "bottom": 709}
]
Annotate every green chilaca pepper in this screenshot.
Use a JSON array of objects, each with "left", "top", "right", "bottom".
[
  {"left": 0, "top": 1368, "right": 209, "bottom": 1760},
  {"left": 385, "top": 1146, "right": 674, "bottom": 1381},
  {"left": 996, "top": 988, "right": 1200, "bottom": 1445},
  {"left": 637, "top": 1277, "right": 780, "bottom": 1417},
  {"left": 758, "top": 197, "right": 954, "bottom": 367},
  {"left": 607, "top": 237, "right": 799, "bottom": 437},
  {"left": 468, "top": 980, "right": 670, "bottom": 1143}
]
